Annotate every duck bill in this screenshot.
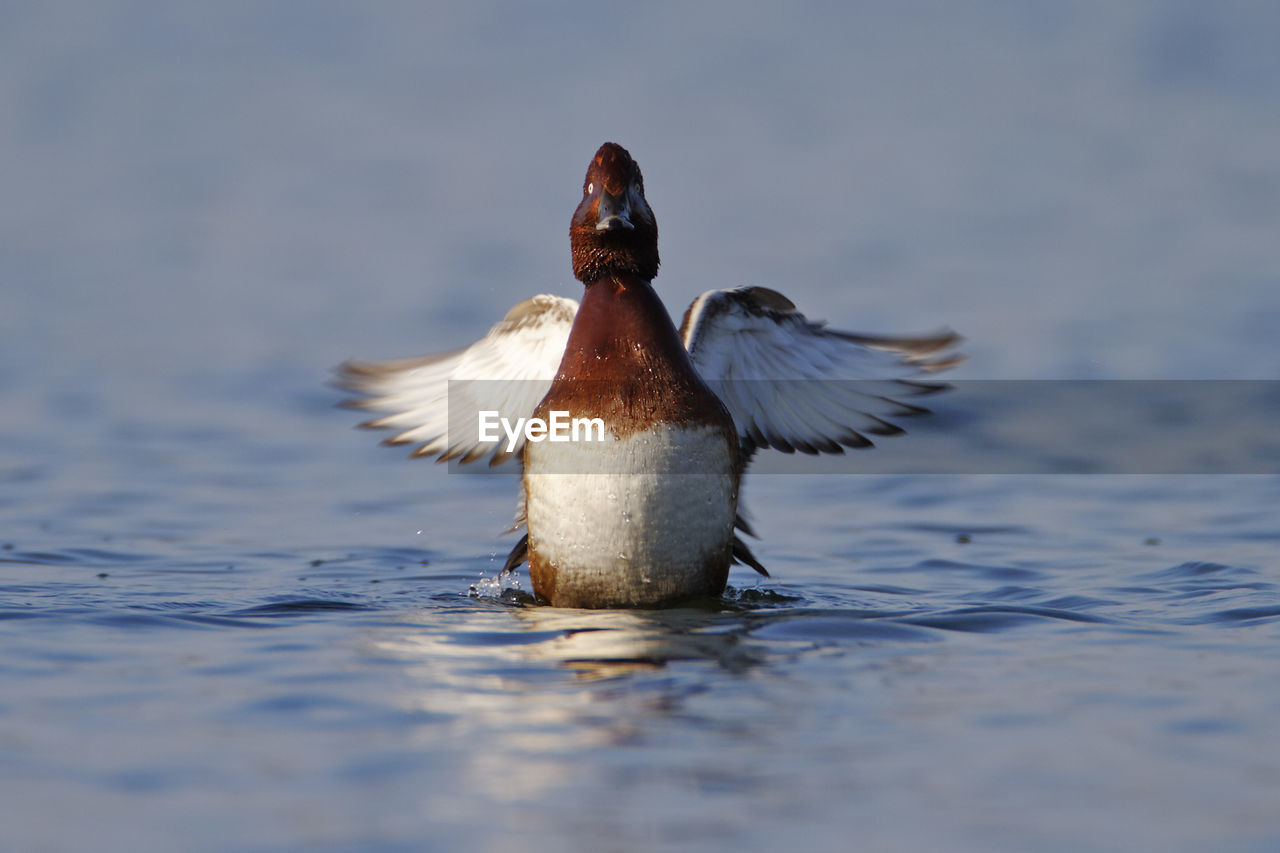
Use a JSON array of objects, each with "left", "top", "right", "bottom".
[{"left": 595, "top": 189, "right": 634, "bottom": 232}]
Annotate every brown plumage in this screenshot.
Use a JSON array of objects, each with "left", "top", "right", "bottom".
[{"left": 570, "top": 142, "right": 660, "bottom": 283}]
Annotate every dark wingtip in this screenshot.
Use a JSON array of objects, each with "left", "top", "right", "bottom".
[
  {"left": 835, "top": 328, "right": 966, "bottom": 373},
  {"left": 503, "top": 534, "right": 529, "bottom": 572},
  {"left": 733, "top": 536, "right": 770, "bottom": 577}
]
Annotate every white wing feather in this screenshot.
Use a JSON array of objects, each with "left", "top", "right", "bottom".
[
  {"left": 679, "top": 286, "right": 962, "bottom": 455},
  {"left": 336, "top": 294, "right": 578, "bottom": 466}
]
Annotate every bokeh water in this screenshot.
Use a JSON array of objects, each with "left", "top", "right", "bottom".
[{"left": 3, "top": 3, "right": 1280, "bottom": 851}]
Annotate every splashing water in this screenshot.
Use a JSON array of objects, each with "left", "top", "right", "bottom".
[{"left": 469, "top": 567, "right": 527, "bottom": 602}]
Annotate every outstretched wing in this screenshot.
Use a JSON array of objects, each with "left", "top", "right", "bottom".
[
  {"left": 679, "top": 286, "right": 962, "bottom": 456},
  {"left": 336, "top": 294, "right": 578, "bottom": 466}
]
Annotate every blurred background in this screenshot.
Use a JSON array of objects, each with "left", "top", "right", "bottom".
[{"left": 4, "top": 1, "right": 1278, "bottom": 405}]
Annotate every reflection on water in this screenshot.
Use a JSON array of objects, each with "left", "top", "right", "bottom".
[
  {"left": 380, "top": 600, "right": 769, "bottom": 675},
  {"left": 3, "top": 472, "right": 1280, "bottom": 851}
]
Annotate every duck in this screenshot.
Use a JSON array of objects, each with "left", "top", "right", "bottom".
[{"left": 337, "top": 142, "right": 961, "bottom": 609}]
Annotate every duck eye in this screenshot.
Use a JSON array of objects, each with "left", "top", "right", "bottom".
[{"left": 586, "top": 182, "right": 594, "bottom": 196}]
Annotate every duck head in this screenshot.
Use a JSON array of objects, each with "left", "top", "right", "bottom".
[{"left": 570, "top": 142, "right": 659, "bottom": 283}]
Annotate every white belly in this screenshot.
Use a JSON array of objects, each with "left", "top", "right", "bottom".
[{"left": 523, "top": 423, "right": 737, "bottom": 606}]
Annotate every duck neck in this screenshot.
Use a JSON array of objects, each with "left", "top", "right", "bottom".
[{"left": 559, "top": 275, "right": 691, "bottom": 376}]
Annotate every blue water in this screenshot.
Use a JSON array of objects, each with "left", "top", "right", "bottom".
[{"left": 4, "top": 4, "right": 1280, "bottom": 851}]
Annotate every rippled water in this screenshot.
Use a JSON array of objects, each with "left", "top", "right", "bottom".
[
  {"left": 5, "top": 4, "right": 1280, "bottom": 852},
  {"left": 6, "top": 446, "right": 1280, "bottom": 851}
]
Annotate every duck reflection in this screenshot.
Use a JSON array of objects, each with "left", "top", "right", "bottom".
[
  {"left": 372, "top": 595, "right": 775, "bottom": 681},
  {"left": 364, "top": 595, "right": 788, "bottom": 803}
]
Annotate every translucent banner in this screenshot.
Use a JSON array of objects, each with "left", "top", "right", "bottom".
[{"left": 442, "top": 380, "right": 1280, "bottom": 475}]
